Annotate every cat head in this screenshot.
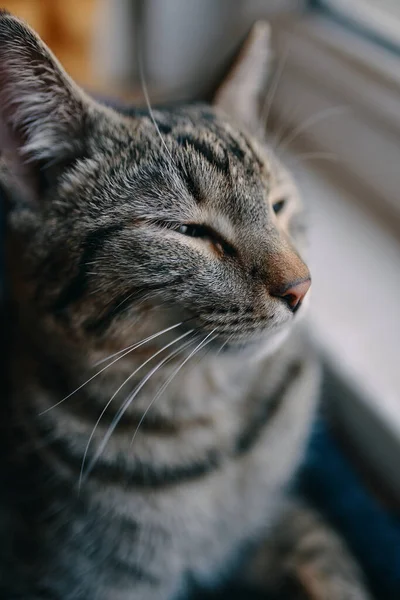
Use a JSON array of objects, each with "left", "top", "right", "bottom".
[{"left": 0, "top": 12, "right": 310, "bottom": 359}]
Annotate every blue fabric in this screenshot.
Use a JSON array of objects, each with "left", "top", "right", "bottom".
[{"left": 298, "top": 418, "right": 400, "bottom": 600}]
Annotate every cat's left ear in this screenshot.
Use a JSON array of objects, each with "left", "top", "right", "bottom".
[
  {"left": 213, "top": 21, "right": 272, "bottom": 132},
  {"left": 0, "top": 10, "right": 93, "bottom": 201}
]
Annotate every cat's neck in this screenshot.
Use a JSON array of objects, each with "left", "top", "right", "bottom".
[
  {"left": 5, "top": 325, "right": 306, "bottom": 504},
  {"left": 8, "top": 324, "right": 297, "bottom": 444}
]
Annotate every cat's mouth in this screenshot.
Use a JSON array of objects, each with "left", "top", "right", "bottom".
[
  {"left": 193, "top": 323, "right": 292, "bottom": 357},
  {"left": 123, "top": 294, "right": 303, "bottom": 361},
  {"left": 171, "top": 307, "right": 294, "bottom": 353}
]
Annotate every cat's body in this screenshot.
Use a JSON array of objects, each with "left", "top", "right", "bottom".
[
  {"left": 0, "top": 12, "right": 371, "bottom": 600},
  {"left": 2, "top": 321, "right": 318, "bottom": 600}
]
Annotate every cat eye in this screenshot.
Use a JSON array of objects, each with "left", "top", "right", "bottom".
[
  {"left": 177, "top": 224, "right": 209, "bottom": 238},
  {"left": 161, "top": 221, "right": 236, "bottom": 257},
  {"left": 272, "top": 199, "right": 286, "bottom": 215}
]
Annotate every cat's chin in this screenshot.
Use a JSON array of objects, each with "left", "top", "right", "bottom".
[
  {"left": 255, "top": 327, "right": 292, "bottom": 359},
  {"left": 214, "top": 326, "right": 291, "bottom": 358}
]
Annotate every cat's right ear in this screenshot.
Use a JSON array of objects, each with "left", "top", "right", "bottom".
[
  {"left": 0, "top": 10, "right": 93, "bottom": 202},
  {"left": 212, "top": 21, "right": 272, "bottom": 133}
]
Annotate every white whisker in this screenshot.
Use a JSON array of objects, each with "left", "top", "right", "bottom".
[
  {"left": 216, "top": 334, "right": 233, "bottom": 356},
  {"left": 260, "top": 47, "right": 289, "bottom": 135},
  {"left": 285, "top": 151, "right": 339, "bottom": 171},
  {"left": 38, "top": 322, "right": 184, "bottom": 415},
  {"left": 277, "top": 106, "right": 348, "bottom": 154},
  {"left": 130, "top": 330, "right": 218, "bottom": 447},
  {"left": 92, "top": 321, "right": 181, "bottom": 367},
  {"left": 138, "top": 49, "right": 177, "bottom": 171},
  {"left": 79, "top": 330, "right": 196, "bottom": 487}
]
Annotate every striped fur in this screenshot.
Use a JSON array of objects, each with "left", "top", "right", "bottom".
[{"left": 0, "top": 12, "right": 371, "bottom": 600}]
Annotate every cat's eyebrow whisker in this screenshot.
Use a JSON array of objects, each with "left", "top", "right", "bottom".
[
  {"left": 38, "top": 322, "right": 185, "bottom": 415},
  {"left": 129, "top": 330, "right": 218, "bottom": 448},
  {"left": 261, "top": 47, "right": 289, "bottom": 136},
  {"left": 80, "top": 331, "right": 200, "bottom": 487},
  {"left": 276, "top": 106, "right": 348, "bottom": 155},
  {"left": 138, "top": 47, "right": 177, "bottom": 175},
  {"left": 285, "top": 151, "right": 339, "bottom": 171}
]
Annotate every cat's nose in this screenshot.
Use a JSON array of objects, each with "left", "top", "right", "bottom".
[{"left": 272, "top": 278, "right": 311, "bottom": 312}]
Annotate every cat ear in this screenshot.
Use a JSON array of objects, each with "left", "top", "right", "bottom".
[
  {"left": 213, "top": 21, "right": 272, "bottom": 132},
  {"left": 0, "top": 11, "right": 90, "bottom": 200}
]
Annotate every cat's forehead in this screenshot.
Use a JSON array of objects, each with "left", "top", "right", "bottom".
[
  {"left": 88, "top": 103, "right": 294, "bottom": 228},
  {"left": 141, "top": 104, "right": 266, "bottom": 166},
  {"left": 119, "top": 104, "right": 276, "bottom": 212}
]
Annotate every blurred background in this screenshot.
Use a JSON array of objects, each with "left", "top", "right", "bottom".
[{"left": 2, "top": 0, "right": 399, "bottom": 504}]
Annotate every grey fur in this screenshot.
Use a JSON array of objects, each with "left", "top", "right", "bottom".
[{"left": 0, "top": 12, "right": 371, "bottom": 600}]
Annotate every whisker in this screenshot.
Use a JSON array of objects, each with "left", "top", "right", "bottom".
[
  {"left": 216, "top": 334, "right": 234, "bottom": 356},
  {"left": 38, "top": 322, "right": 185, "bottom": 415},
  {"left": 130, "top": 330, "right": 218, "bottom": 447},
  {"left": 80, "top": 331, "right": 199, "bottom": 486},
  {"left": 79, "top": 329, "right": 194, "bottom": 489},
  {"left": 285, "top": 151, "right": 340, "bottom": 171},
  {"left": 260, "top": 47, "right": 289, "bottom": 135},
  {"left": 93, "top": 311, "right": 200, "bottom": 368},
  {"left": 88, "top": 289, "right": 172, "bottom": 330},
  {"left": 138, "top": 44, "right": 177, "bottom": 171},
  {"left": 93, "top": 322, "right": 182, "bottom": 367},
  {"left": 276, "top": 106, "right": 348, "bottom": 155},
  {"left": 111, "top": 290, "right": 146, "bottom": 313}
]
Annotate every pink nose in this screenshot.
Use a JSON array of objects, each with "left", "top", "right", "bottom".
[{"left": 273, "top": 278, "right": 311, "bottom": 312}]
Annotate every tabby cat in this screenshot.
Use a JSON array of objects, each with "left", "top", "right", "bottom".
[{"left": 0, "top": 11, "right": 372, "bottom": 600}]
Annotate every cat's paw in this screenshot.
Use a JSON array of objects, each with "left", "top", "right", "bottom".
[
  {"left": 280, "top": 558, "right": 373, "bottom": 600},
  {"left": 245, "top": 502, "right": 373, "bottom": 600}
]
